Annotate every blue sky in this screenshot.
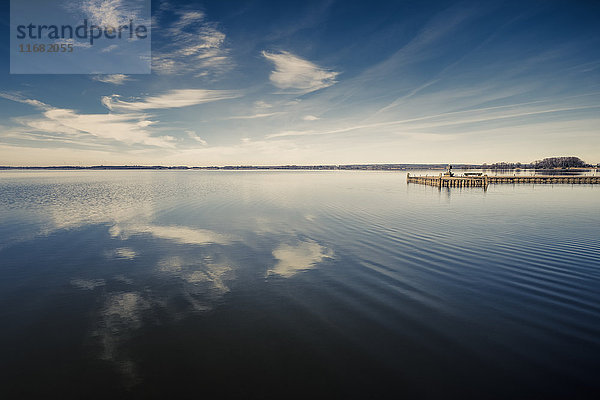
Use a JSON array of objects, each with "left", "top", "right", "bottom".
[{"left": 0, "top": 0, "right": 599, "bottom": 166}]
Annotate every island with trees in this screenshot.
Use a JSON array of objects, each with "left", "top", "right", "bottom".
[{"left": 481, "top": 157, "right": 594, "bottom": 170}]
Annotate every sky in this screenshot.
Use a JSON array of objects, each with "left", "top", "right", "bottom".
[{"left": 0, "top": 0, "right": 599, "bottom": 166}]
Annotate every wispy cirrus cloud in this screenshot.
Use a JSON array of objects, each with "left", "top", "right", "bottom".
[
  {"left": 152, "top": 8, "right": 232, "bottom": 77},
  {"left": 79, "top": 0, "right": 139, "bottom": 27},
  {"left": 226, "top": 112, "right": 285, "bottom": 120},
  {"left": 92, "top": 74, "right": 132, "bottom": 85},
  {"left": 0, "top": 92, "right": 51, "bottom": 109},
  {"left": 1, "top": 92, "right": 175, "bottom": 148},
  {"left": 186, "top": 130, "right": 207, "bottom": 145},
  {"left": 265, "top": 97, "right": 600, "bottom": 139},
  {"left": 262, "top": 51, "right": 339, "bottom": 94},
  {"left": 101, "top": 44, "right": 119, "bottom": 53},
  {"left": 17, "top": 107, "right": 174, "bottom": 147},
  {"left": 55, "top": 38, "right": 92, "bottom": 49},
  {"left": 101, "top": 89, "right": 241, "bottom": 111},
  {"left": 1, "top": 88, "right": 242, "bottom": 150}
]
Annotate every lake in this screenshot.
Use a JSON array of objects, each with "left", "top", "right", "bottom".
[{"left": 1, "top": 170, "right": 599, "bottom": 398}]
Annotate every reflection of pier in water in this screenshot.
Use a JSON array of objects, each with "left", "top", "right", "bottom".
[{"left": 407, "top": 173, "right": 600, "bottom": 188}]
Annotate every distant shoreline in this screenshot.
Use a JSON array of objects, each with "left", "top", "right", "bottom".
[{"left": 0, "top": 165, "right": 596, "bottom": 172}]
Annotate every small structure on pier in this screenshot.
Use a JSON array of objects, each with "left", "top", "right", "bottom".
[{"left": 443, "top": 164, "right": 454, "bottom": 177}]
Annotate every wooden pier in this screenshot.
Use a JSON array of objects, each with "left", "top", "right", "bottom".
[{"left": 407, "top": 173, "right": 600, "bottom": 188}]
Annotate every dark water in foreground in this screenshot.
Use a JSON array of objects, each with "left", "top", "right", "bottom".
[{"left": 0, "top": 170, "right": 599, "bottom": 399}]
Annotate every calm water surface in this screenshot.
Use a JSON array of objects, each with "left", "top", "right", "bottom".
[{"left": 1, "top": 170, "right": 599, "bottom": 398}]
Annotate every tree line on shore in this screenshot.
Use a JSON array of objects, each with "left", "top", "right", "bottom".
[
  {"left": 1, "top": 157, "right": 596, "bottom": 171},
  {"left": 482, "top": 157, "right": 593, "bottom": 170}
]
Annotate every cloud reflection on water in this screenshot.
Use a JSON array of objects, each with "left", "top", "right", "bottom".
[
  {"left": 111, "top": 224, "right": 232, "bottom": 245},
  {"left": 95, "top": 291, "right": 151, "bottom": 385},
  {"left": 157, "top": 255, "right": 234, "bottom": 298},
  {"left": 109, "top": 247, "right": 138, "bottom": 260},
  {"left": 2, "top": 172, "right": 340, "bottom": 386},
  {"left": 269, "top": 239, "right": 334, "bottom": 278},
  {"left": 70, "top": 278, "right": 106, "bottom": 290}
]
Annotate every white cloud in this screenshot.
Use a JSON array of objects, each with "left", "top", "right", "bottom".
[
  {"left": 265, "top": 102, "right": 600, "bottom": 139},
  {"left": 100, "top": 44, "right": 119, "bottom": 53},
  {"left": 262, "top": 51, "right": 339, "bottom": 93},
  {"left": 0, "top": 92, "right": 51, "bottom": 109},
  {"left": 9, "top": 104, "right": 175, "bottom": 148},
  {"left": 102, "top": 89, "right": 241, "bottom": 111},
  {"left": 254, "top": 100, "right": 273, "bottom": 109},
  {"left": 92, "top": 74, "right": 131, "bottom": 85},
  {"left": 34, "top": 107, "right": 173, "bottom": 147},
  {"left": 1, "top": 89, "right": 241, "bottom": 150},
  {"left": 153, "top": 10, "right": 232, "bottom": 77},
  {"left": 55, "top": 38, "right": 92, "bottom": 49},
  {"left": 80, "top": 0, "right": 141, "bottom": 28},
  {"left": 169, "top": 10, "right": 205, "bottom": 31},
  {"left": 226, "top": 112, "right": 284, "bottom": 120},
  {"left": 303, "top": 115, "right": 319, "bottom": 121},
  {"left": 186, "top": 130, "right": 207, "bottom": 145}
]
